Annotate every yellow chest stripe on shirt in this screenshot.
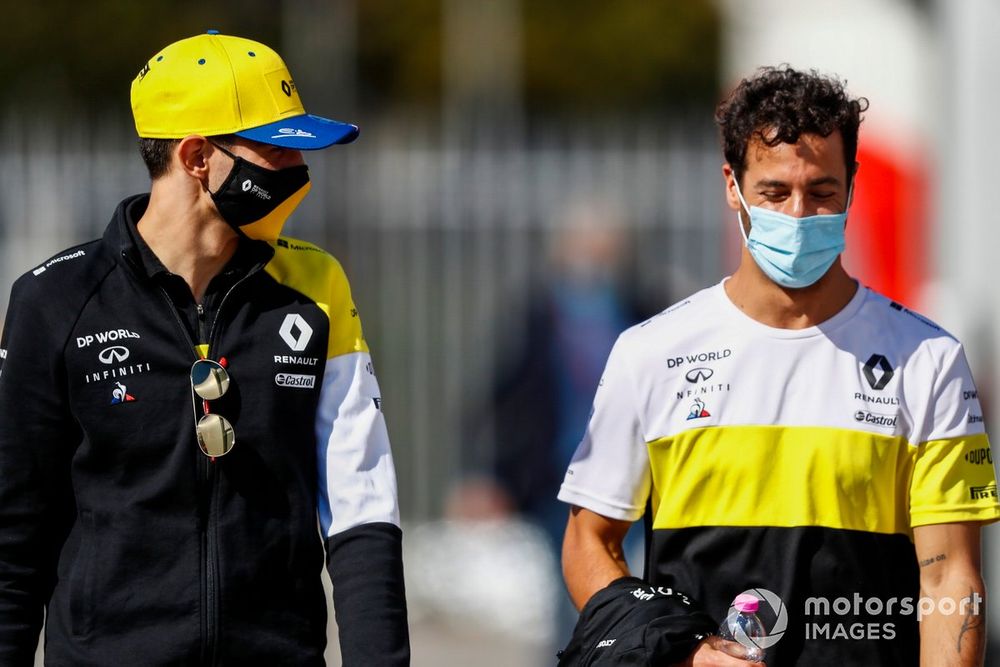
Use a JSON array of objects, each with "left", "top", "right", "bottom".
[{"left": 647, "top": 426, "right": 993, "bottom": 536}]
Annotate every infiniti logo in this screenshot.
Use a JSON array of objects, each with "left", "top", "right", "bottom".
[
  {"left": 685, "top": 367, "right": 714, "bottom": 383},
  {"left": 98, "top": 346, "right": 130, "bottom": 364}
]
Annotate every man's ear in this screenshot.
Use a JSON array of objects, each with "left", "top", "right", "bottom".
[
  {"left": 722, "top": 163, "right": 740, "bottom": 212},
  {"left": 175, "top": 135, "right": 212, "bottom": 185},
  {"left": 848, "top": 160, "right": 860, "bottom": 205}
]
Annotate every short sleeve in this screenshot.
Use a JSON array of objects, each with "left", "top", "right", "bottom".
[
  {"left": 557, "top": 334, "right": 651, "bottom": 521},
  {"left": 909, "top": 342, "right": 1000, "bottom": 527}
]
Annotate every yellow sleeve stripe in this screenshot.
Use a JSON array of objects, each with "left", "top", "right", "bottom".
[
  {"left": 646, "top": 426, "right": 999, "bottom": 537},
  {"left": 264, "top": 238, "right": 369, "bottom": 360},
  {"left": 910, "top": 433, "right": 999, "bottom": 527}
]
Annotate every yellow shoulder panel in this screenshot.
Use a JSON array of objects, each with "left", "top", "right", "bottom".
[{"left": 263, "top": 237, "right": 369, "bottom": 360}]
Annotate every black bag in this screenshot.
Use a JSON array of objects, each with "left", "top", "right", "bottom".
[{"left": 557, "top": 577, "right": 716, "bottom": 666}]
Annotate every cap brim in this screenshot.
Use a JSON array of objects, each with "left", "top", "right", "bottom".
[{"left": 235, "top": 114, "right": 359, "bottom": 150}]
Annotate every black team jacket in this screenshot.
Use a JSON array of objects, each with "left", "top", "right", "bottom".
[{"left": 0, "top": 194, "right": 409, "bottom": 666}]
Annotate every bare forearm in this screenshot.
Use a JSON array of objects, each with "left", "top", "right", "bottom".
[
  {"left": 919, "top": 581, "right": 986, "bottom": 667},
  {"left": 913, "top": 523, "right": 988, "bottom": 666},
  {"left": 561, "top": 509, "right": 631, "bottom": 610}
]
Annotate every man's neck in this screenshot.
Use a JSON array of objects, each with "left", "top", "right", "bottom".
[
  {"left": 135, "top": 182, "right": 240, "bottom": 304},
  {"left": 724, "top": 252, "right": 858, "bottom": 329}
]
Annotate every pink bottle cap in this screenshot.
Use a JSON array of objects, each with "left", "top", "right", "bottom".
[{"left": 733, "top": 593, "right": 760, "bottom": 613}]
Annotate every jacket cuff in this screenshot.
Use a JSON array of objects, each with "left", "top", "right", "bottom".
[{"left": 326, "top": 522, "right": 410, "bottom": 666}]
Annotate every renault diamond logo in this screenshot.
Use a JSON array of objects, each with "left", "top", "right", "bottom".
[
  {"left": 242, "top": 179, "right": 253, "bottom": 192},
  {"left": 685, "top": 367, "right": 714, "bottom": 383},
  {"left": 98, "top": 346, "right": 130, "bottom": 364},
  {"left": 279, "top": 314, "right": 313, "bottom": 351},
  {"left": 863, "top": 354, "right": 894, "bottom": 391}
]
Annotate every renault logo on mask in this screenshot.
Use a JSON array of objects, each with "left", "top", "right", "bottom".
[
  {"left": 242, "top": 179, "right": 253, "bottom": 192},
  {"left": 279, "top": 314, "right": 313, "bottom": 352}
]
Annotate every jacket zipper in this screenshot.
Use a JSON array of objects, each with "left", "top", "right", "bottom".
[
  {"left": 197, "top": 303, "right": 207, "bottom": 346},
  {"left": 197, "top": 298, "right": 213, "bottom": 664},
  {"left": 145, "top": 286, "right": 217, "bottom": 663},
  {"left": 197, "top": 266, "right": 263, "bottom": 666},
  {"left": 136, "top": 253, "right": 263, "bottom": 667}
]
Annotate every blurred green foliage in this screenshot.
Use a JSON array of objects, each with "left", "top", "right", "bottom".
[
  {"left": 523, "top": 0, "right": 720, "bottom": 111},
  {"left": 357, "top": 0, "right": 444, "bottom": 110},
  {"left": 1, "top": 0, "right": 719, "bottom": 116},
  {"left": 0, "top": 0, "right": 281, "bottom": 117},
  {"left": 357, "top": 0, "right": 720, "bottom": 112}
]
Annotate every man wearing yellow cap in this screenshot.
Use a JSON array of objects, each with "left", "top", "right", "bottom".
[{"left": 0, "top": 32, "right": 409, "bottom": 665}]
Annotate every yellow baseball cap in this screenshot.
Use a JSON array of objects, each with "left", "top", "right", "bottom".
[{"left": 130, "top": 30, "right": 358, "bottom": 149}]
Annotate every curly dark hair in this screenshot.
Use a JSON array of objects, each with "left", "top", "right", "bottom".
[{"left": 715, "top": 66, "right": 869, "bottom": 187}]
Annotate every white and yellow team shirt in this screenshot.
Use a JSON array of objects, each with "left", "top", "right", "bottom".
[{"left": 559, "top": 280, "right": 999, "bottom": 665}]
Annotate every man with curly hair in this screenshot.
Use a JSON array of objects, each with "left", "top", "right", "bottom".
[{"left": 558, "top": 66, "right": 998, "bottom": 665}]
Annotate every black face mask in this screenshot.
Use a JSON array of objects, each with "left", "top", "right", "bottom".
[{"left": 209, "top": 142, "right": 311, "bottom": 241}]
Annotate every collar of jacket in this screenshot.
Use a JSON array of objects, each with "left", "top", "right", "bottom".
[{"left": 105, "top": 193, "right": 275, "bottom": 282}]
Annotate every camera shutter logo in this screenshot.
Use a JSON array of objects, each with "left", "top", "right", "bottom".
[
  {"left": 728, "top": 588, "right": 788, "bottom": 651},
  {"left": 279, "top": 314, "right": 313, "bottom": 352},
  {"left": 99, "top": 346, "right": 130, "bottom": 365}
]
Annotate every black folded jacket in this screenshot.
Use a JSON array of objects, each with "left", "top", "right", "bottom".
[{"left": 558, "top": 577, "right": 716, "bottom": 666}]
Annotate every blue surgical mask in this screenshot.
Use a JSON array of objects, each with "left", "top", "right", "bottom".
[{"left": 733, "top": 179, "right": 851, "bottom": 289}]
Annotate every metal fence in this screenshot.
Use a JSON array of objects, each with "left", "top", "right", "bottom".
[{"left": 0, "top": 111, "right": 726, "bottom": 520}]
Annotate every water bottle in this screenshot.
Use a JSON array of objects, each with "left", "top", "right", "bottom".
[{"left": 711, "top": 593, "right": 767, "bottom": 662}]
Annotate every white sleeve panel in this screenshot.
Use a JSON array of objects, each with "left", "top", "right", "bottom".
[
  {"left": 316, "top": 351, "right": 400, "bottom": 537},
  {"left": 914, "top": 340, "right": 986, "bottom": 443},
  {"left": 557, "top": 334, "right": 651, "bottom": 522}
]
